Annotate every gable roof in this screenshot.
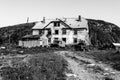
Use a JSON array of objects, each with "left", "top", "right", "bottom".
[
  {"left": 32, "top": 19, "right": 53, "bottom": 29},
  {"left": 62, "top": 17, "right": 88, "bottom": 29},
  {"left": 32, "top": 17, "right": 88, "bottom": 29}
]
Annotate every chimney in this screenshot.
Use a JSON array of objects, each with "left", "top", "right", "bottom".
[
  {"left": 63, "top": 18, "right": 67, "bottom": 22},
  {"left": 42, "top": 17, "right": 45, "bottom": 23},
  {"left": 27, "top": 17, "right": 29, "bottom": 23},
  {"left": 78, "top": 15, "right": 81, "bottom": 22}
]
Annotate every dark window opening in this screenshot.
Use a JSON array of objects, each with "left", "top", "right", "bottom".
[
  {"left": 54, "top": 22, "right": 57, "bottom": 26},
  {"left": 62, "top": 30, "right": 66, "bottom": 35},
  {"left": 74, "top": 38, "right": 77, "bottom": 43},
  {"left": 54, "top": 38, "right": 59, "bottom": 44},
  {"left": 62, "top": 38, "right": 66, "bottom": 42},
  {"left": 58, "top": 22, "right": 60, "bottom": 26},
  {"left": 39, "top": 30, "right": 42, "bottom": 34},
  {"left": 55, "top": 30, "right": 59, "bottom": 35},
  {"left": 54, "top": 22, "right": 60, "bottom": 27},
  {"left": 74, "top": 30, "right": 77, "bottom": 35},
  {"left": 48, "top": 38, "right": 51, "bottom": 43},
  {"left": 48, "top": 30, "right": 51, "bottom": 35}
]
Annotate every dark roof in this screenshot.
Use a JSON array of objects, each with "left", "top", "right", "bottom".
[{"left": 21, "top": 35, "right": 40, "bottom": 40}]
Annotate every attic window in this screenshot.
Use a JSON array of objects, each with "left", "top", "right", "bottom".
[{"left": 54, "top": 22, "right": 60, "bottom": 27}]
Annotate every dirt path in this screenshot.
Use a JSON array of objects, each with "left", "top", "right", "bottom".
[{"left": 55, "top": 51, "right": 120, "bottom": 80}]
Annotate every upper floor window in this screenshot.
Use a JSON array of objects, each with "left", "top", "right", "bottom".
[
  {"left": 74, "top": 30, "right": 77, "bottom": 35},
  {"left": 55, "top": 30, "right": 59, "bottom": 35},
  {"left": 48, "top": 30, "right": 51, "bottom": 35},
  {"left": 62, "top": 29, "right": 66, "bottom": 35},
  {"left": 54, "top": 22, "right": 60, "bottom": 27}
]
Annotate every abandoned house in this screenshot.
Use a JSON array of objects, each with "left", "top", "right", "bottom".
[{"left": 19, "top": 15, "right": 90, "bottom": 48}]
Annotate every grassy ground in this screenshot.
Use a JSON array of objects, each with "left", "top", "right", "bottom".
[
  {"left": 1, "top": 45, "right": 120, "bottom": 80},
  {"left": 0, "top": 47, "right": 68, "bottom": 80}
]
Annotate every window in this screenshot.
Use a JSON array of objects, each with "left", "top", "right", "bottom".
[
  {"left": 54, "top": 38, "right": 59, "bottom": 44},
  {"left": 54, "top": 22, "right": 60, "bottom": 27},
  {"left": 74, "top": 38, "right": 77, "bottom": 43},
  {"left": 48, "top": 38, "right": 51, "bottom": 43},
  {"left": 55, "top": 30, "right": 59, "bottom": 35},
  {"left": 62, "top": 29, "right": 66, "bottom": 35},
  {"left": 54, "top": 22, "right": 57, "bottom": 26},
  {"left": 74, "top": 30, "right": 77, "bottom": 35},
  {"left": 62, "top": 38, "right": 66, "bottom": 43},
  {"left": 48, "top": 30, "right": 51, "bottom": 35}
]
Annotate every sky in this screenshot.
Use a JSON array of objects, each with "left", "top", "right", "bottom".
[{"left": 0, "top": 0, "right": 120, "bottom": 27}]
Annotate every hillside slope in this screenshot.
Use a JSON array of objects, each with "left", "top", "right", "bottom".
[
  {"left": 0, "top": 22, "right": 35, "bottom": 44},
  {"left": 0, "top": 19, "right": 120, "bottom": 48},
  {"left": 88, "top": 19, "right": 120, "bottom": 48}
]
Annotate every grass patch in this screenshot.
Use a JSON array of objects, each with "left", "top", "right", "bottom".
[{"left": 0, "top": 48, "right": 68, "bottom": 80}]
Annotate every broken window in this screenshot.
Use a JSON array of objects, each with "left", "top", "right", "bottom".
[
  {"left": 55, "top": 30, "right": 59, "bottom": 35},
  {"left": 62, "top": 38, "right": 66, "bottom": 43},
  {"left": 74, "top": 38, "right": 77, "bottom": 43}
]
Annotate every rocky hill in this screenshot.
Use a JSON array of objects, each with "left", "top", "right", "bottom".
[
  {"left": 0, "top": 22, "right": 35, "bottom": 44},
  {"left": 0, "top": 19, "right": 120, "bottom": 48},
  {"left": 88, "top": 19, "right": 120, "bottom": 48}
]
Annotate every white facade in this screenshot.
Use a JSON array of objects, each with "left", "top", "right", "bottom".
[
  {"left": 16, "top": 16, "right": 90, "bottom": 48},
  {"left": 32, "top": 30, "right": 39, "bottom": 35},
  {"left": 31, "top": 16, "right": 90, "bottom": 45}
]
